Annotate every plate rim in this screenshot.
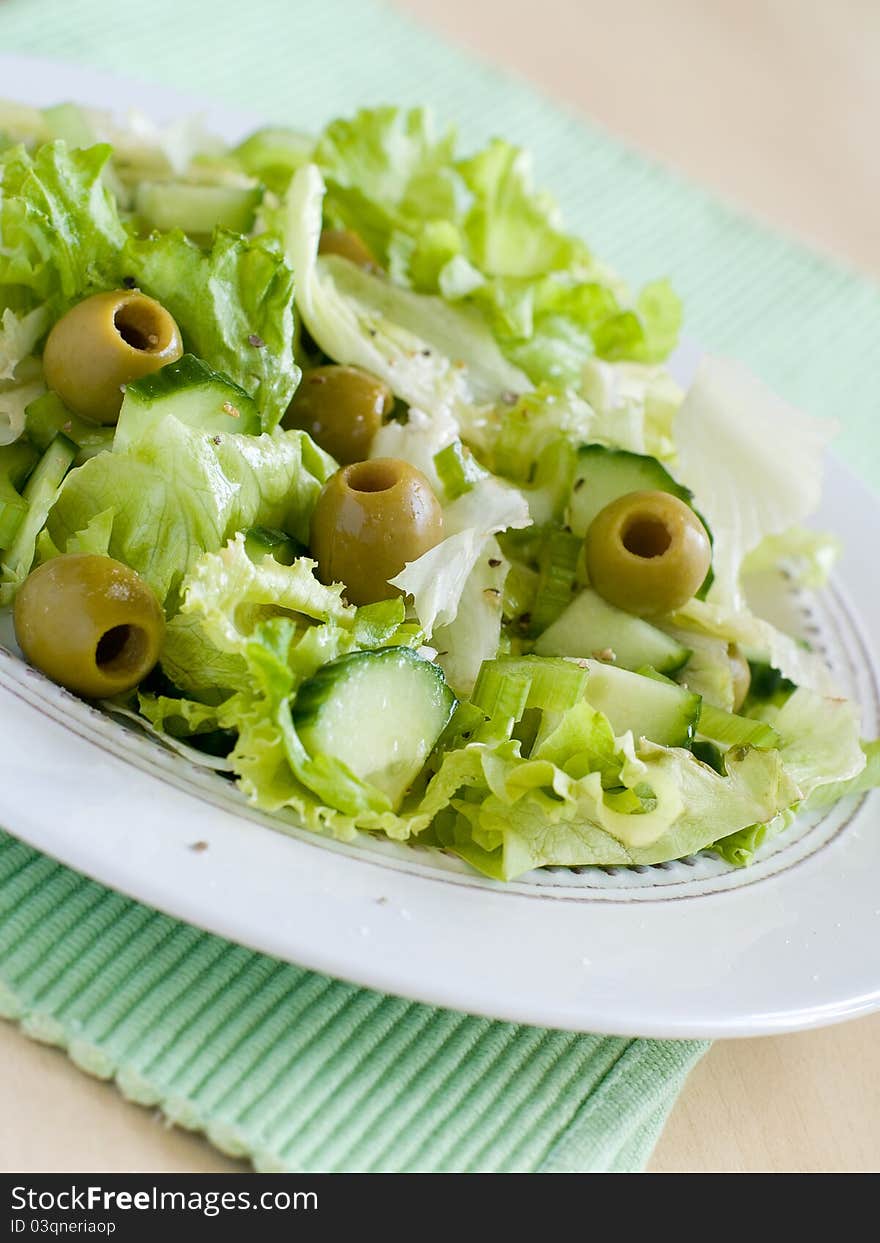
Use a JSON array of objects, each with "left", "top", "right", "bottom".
[{"left": 0, "top": 54, "right": 879, "bottom": 1039}]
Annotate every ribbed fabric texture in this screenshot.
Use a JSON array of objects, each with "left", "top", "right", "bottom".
[
  {"left": 0, "top": 0, "right": 878, "bottom": 1173},
  {"left": 0, "top": 835, "right": 700, "bottom": 1172}
]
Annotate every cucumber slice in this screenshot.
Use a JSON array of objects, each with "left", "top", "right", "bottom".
[
  {"left": 0, "top": 440, "right": 39, "bottom": 491},
  {"left": 115, "top": 354, "right": 261, "bottom": 449},
  {"left": 534, "top": 588, "right": 691, "bottom": 674},
  {"left": 0, "top": 479, "right": 27, "bottom": 551},
  {"left": 134, "top": 182, "right": 262, "bottom": 237},
  {"left": 293, "top": 647, "right": 456, "bottom": 809},
  {"left": 1, "top": 434, "right": 77, "bottom": 582},
  {"left": 583, "top": 660, "right": 701, "bottom": 747},
  {"left": 636, "top": 664, "right": 781, "bottom": 751},
  {"left": 0, "top": 440, "right": 39, "bottom": 550},
  {"left": 567, "top": 445, "right": 694, "bottom": 537},
  {"left": 244, "top": 526, "right": 303, "bottom": 566},
  {"left": 233, "top": 127, "right": 313, "bottom": 193},
  {"left": 26, "top": 392, "right": 114, "bottom": 462},
  {"left": 42, "top": 103, "right": 97, "bottom": 147}
]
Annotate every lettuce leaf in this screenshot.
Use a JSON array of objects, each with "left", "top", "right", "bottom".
[
  {"left": 742, "top": 526, "right": 839, "bottom": 589},
  {"left": 159, "top": 613, "right": 251, "bottom": 699},
  {"left": 47, "top": 418, "right": 334, "bottom": 609},
  {"left": 311, "top": 107, "right": 681, "bottom": 384},
  {"left": 284, "top": 163, "right": 529, "bottom": 445},
  {"left": 580, "top": 357, "right": 681, "bottom": 461},
  {"left": 389, "top": 474, "right": 530, "bottom": 636},
  {"left": 183, "top": 531, "right": 354, "bottom": 653},
  {"left": 431, "top": 534, "right": 508, "bottom": 696},
  {"left": 674, "top": 357, "right": 837, "bottom": 608},
  {"left": 0, "top": 141, "right": 126, "bottom": 319},
  {"left": 668, "top": 596, "right": 835, "bottom": 695},
  {"left": 757, "top": 687, "right": 866, "bottom": 800},
  {"left": 431, "top": 724, "right": 798, "bottom": 880},
  {"left": 805, "top": 740, "right": 880, "bottom": 809},
  {"left": 125, "top": 229, "right": 300, "bottom": 430}
]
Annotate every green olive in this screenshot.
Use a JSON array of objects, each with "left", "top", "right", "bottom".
[
  {"left": 310, "top": 458, "right": 444, "bottom": 605},
  {"left": 43, "top": 290, "right": 183, "bottom": 425},
  {"left": 283, "top": 365, "right": 393, "bottom": 464},
  {"left": 318, "top": 228, "right": 377, "bottom": 269},
  {"left": 729, "top": 645, "right": 751, "bottom": 711},
  {"left": 14, "top": 553, "right": 165, "bottom": 698},
  {"left": 585, "top": 490, "right": 712, "bottom": 617}
]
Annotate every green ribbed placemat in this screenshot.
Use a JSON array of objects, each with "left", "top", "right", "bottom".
[{"left": 0, "top": 0, "right": 878, "bottom": 1173}]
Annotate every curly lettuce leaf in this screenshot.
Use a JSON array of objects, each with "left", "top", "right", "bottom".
[
  {"left": 431, "top": 723, "right": 798, "bottom": 880},
  {"left": 0, "top": 141, "right": 126, "bottom": 319},
  {"left": 183, "top": 531, "right": 354, "bottom": 654},
  {"left": 159, "top": 613, "right": 251, "bottom": 700},
  {"left": 125, "top": 229, "right": 300, "bottom": 429},
  {"left": 757, "top": 687, "right": 866, "bottom": 801},
  {"left": 311, "top": 107, "right": 681, "bottom": 384},
  {"left": 47, "top": 418, "right": 334, "bottom": 609},
  {"left": 284, "top": 163, "right": 529, "bottom": 445}
]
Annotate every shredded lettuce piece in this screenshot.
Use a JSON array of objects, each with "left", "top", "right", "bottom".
[
  {"left": 674, "top": 357, "right": 837, "bottom": 608},
  {"left": 390, "top": 474, "right": 530, "bottom": 636},
  {"left": 743, "top": 526, "right": 839, "bottom": 589},
  {"left": 668, "top": 597, "right": 835, "bottom": 695},
  {"left": 580, "top": 357, "right": 681, "bottom": 460}
]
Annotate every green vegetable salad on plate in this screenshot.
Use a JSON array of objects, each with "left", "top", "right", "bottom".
[{"left": 0, "top": 100, "right": 877, "bottom": 880}]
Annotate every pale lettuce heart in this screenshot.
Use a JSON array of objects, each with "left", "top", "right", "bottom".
[
  {"left": 283, "top": 163, "right": 530, "bottom": 447},
  {"left": 674, "top": 356, "right": 837, "bottom": 608}
]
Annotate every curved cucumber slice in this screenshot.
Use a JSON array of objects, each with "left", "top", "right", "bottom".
[
  {"left": 293, "top": 647, "right": 456, "bottom": 809},
  {"left": 116, "top": 354, "right": 261, "bottom": 449},
  {"left": 244, "top": 526, "right": 303, "bottom": 566},
  {"left": 26, "top": 391, "right": 114, "bottom": 463},
  {"left": 584, "top": 659, "right": 701, "bottom": 747},
  {"left": 567, "top": 445, "right": 694, "bottom": 537},
  {"left": 135, "top": 182, "right": 262, "bottom": 237},
  {"left": 534, "top": 588, "right": 691, "bottom": 674}
]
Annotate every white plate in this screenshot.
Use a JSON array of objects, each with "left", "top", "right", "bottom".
[{"left": 1, "top": 55, "right": 879, "bottom": 1039}]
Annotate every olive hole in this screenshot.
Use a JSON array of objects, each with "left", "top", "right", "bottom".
[
  {"left": 95, "top": 624, "right": 149, "bottom": 675},
  {"left": 346, "top": 461, "right": 400, "bottom": 493},
  {"left": 622, "top": 516, "right": 672, "bottom": 559},
  {"left": 114, "top": 300, "right": 170, "bottom": 353}
]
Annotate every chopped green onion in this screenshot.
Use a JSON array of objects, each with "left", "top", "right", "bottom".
[
  {"left": 0, "top": 481, "right": 27, "bottom": 551},
  {"left": 502, "top": 561, "right": 538, "bottom": 623},
  {"left": 473, "top": 655, "right": 588, "bottom": 722},
  {"left": 529, "top": 529, "right": 582, "bottom": 635},
  {"left": 697, "top": 703, "right": 780, "bottom": 750},
  {"left": 433, "top": 440, "right": 487, "bottom": 500}
]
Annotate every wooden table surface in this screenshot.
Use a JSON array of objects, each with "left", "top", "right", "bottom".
[{"left": 3, "top": 0, "right": 879, "bottom": 1174}]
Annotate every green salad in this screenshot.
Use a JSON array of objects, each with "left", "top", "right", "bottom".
[{"left": 0, "top": 100, "right": 877, "bottom": 880}]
